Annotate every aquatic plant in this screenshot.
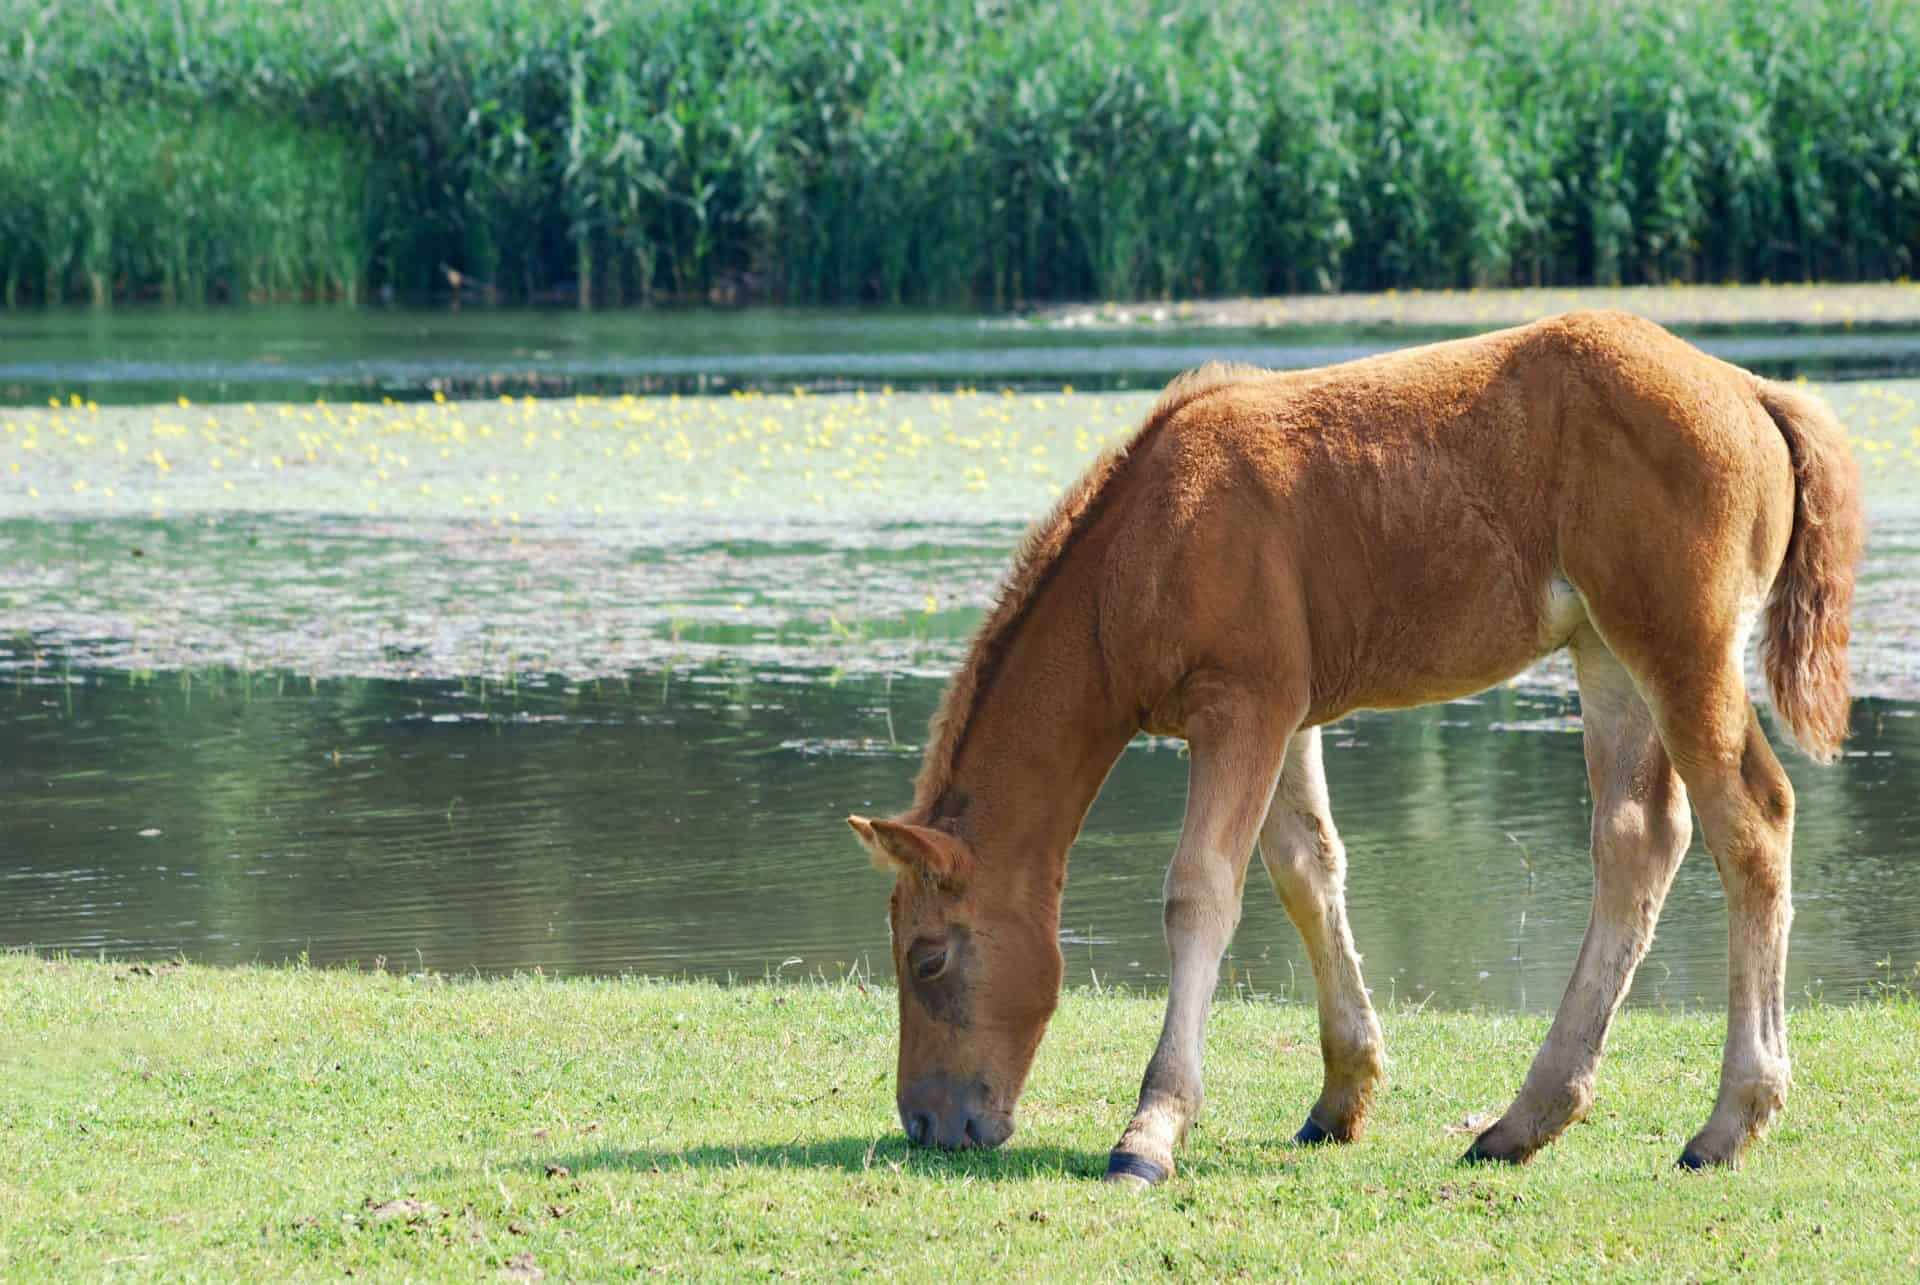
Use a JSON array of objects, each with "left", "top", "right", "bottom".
[{"left": 0, "top": 0, "right": 1916, "bottom": 304}]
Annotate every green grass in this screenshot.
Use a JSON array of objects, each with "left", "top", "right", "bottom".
[
  {"left": 3, "top": 0, "right": 1919, "bottom": 305},
  {"left": 2, "top": 955, "right": 1917, "bottom": 1279}
]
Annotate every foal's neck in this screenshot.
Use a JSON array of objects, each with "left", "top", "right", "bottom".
[{"left": 925, "top": 578, "right": 1139, "bottom": 901}]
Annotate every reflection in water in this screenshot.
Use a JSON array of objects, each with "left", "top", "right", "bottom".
[{"left": 3, "top": 665, "right": 1914, "bottom": 1010}]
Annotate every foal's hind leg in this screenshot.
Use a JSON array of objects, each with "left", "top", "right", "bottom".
[
  {"left": 1466, "top": 630, "right": 1692, "bottom": 1164},
  {"left": 1646, "top": 668, "right": 1798, "bottom": 1169},
  {"left": 1258, "top": 726, "right": 1385, "bottom": 1144}
]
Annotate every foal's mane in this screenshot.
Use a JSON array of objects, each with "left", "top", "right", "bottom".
[{"left": 911, "top": 362, "right": 1264, "bottom": 814}]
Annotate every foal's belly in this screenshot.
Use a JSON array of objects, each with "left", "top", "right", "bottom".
[{"left": 1307, "top": 573, "right": 1584, "bottom": 723}]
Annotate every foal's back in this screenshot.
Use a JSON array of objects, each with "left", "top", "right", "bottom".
[{"left": 1104, "top": 311, "right": 1796, "bottom": 726}]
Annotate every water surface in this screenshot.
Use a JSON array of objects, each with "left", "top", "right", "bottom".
[
  {"left": 3, "top": 664, "right": 1915, "bottom": 1010},
  {"left": 2, "top": 355, "right": 1916, "bottom": 1010},
  {"left": 8, "top": 306, "right": 1920, "bottom": 403}
]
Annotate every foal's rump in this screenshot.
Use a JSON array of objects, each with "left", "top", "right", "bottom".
[{"left": 1538, "top": 314, "right": 1863, "bottom": 760}]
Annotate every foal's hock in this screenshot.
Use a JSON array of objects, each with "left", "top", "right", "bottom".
[{"left": 847, "top": 311, "right": 1864, "bottom": 1181}]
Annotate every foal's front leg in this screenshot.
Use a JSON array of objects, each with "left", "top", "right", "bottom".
[{"left": 1107, "top": 699, "right": 1294, "bottom": 1186}]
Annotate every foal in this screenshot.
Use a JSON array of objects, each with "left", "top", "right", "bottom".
[{"left": 848, "top": 311, "right": 1862, "bottom": 1182}]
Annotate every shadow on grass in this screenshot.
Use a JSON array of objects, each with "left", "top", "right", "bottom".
[{"left": 524, "top": 1135, "right": 1110, "bottom": 1182}]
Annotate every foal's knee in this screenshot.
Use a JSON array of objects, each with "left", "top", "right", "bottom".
[{"left": 1163, "top": 870, "right": 1242, "bottom": 944}]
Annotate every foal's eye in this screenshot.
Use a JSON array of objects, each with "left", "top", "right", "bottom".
[{"left": 911, "top": 945, "right": 950, "bottom": 982}]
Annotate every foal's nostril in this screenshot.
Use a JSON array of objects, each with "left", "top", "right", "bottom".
[
  {"left": 906, "top": 1111, "right": 934, "bottom": 1147},
  {"left": 964, "top": 1114, "right": 1015, "bottom": 1149}
]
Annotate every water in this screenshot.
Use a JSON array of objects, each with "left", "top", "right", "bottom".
[
  {"left": 3, "top": 664, "right": 1915, "bottom": 1011},
  {"left": 8, "top": 305, "right": 1920, "bottom": 404},
  {"left": 3, "top": 384, "right": 1916, "bottom": 691},
  {"left": 2, "top": 314, "right": 1918, "bottom": 1009}
]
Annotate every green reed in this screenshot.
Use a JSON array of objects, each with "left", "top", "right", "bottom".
[
  {"left": 0, "top": 101, "right": 368, "bottom": 305},
  {"left": 0, "top": 0, "right": 1916, "bottom": 306}
]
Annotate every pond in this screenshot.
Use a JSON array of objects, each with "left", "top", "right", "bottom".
[
  {"left": 2, "top": 660, "right": 1917, "bottom": 1012},
  {"left": 2, "top": 315, "right": 1918, "bottom": 1010}
]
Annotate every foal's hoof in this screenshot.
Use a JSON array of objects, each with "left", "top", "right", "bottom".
[
  {"left": 1460, "top": 1135, "right": 1528, "bottom": 1167},
  {"left": 1104, "top": 1150, "right": 1169, "bottom": 1187},
  {"left": 1293, "top": 1117, "right": 1335, "bottom": 1146},
  {"left": 1676, "top": 1146, "right": 1738, "bottom": 1172}
]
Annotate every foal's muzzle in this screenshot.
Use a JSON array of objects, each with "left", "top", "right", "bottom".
[{"left": 898, "top": 1076, "right": 1014, "bottom": 1151}]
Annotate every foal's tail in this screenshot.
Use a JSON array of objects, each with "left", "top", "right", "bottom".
[{"left": 1755, "top": 380, "right": 1865, "bottom": 764}]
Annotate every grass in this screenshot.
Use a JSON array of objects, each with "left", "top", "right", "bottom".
[
  {"left": 1, "top": 955, "right": 1917, "bottom": 1279},
  {"left": 3, "top": 0, "right": 1919, "bottom": 304}
]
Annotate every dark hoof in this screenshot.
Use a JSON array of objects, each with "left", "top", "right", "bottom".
[
  {"left": 1676, "top": 1148, "right": 1712, "bottom": 1171},
  {"left": 1460, "top": 1137, "right": 1526, "bottom": 1167},
  {"left": 1104, "top": 1150, "right": 1169, "bottom": 1186},
  {"left": 1293, "top": 1117, "right": 1335, "bottom": 1146}
]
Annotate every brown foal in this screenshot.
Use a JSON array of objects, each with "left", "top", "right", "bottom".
[{"left": 847, "top": 311, "right": 1863, "bottom": 1183}]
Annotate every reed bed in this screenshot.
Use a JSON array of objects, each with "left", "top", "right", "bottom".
[
  {"left": 0, "top": 103, "right": 367, "bottom": 306},
  {"left": 2, "top": 0, "right": 1917, "bottom": 306}
]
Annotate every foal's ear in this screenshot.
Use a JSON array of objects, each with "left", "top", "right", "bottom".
[{"left": 847, "top": 815, "right": 969, "bottom": 886}]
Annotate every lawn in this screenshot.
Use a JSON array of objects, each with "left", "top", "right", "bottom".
[{"left": 2, "top": 955, "right": 1916, "bottom": 1279}]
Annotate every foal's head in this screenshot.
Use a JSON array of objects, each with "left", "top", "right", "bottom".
[{"left": 848, "top": 814, "right": 1062, "bottom": 1150}]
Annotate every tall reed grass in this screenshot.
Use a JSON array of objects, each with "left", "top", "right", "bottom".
[
  {"left": 1, "top": 0, "right": 1916, "bottom": 306},
  {"left": 0, "top": 103, "right": 368, "bottom": 306}
]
